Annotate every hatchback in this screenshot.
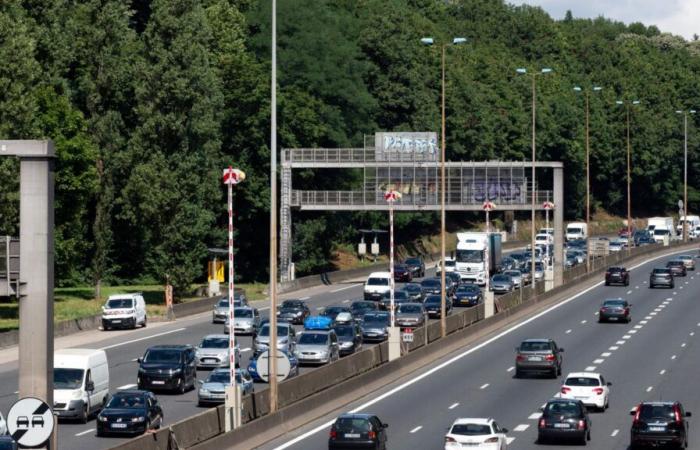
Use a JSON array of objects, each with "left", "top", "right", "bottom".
[
  {"left": 630, "top": 401, "right": 691, "bottom": 448},
  {"left": 361, "top": 312, "right": 390, "bottom": 342},
  {"left": 403, "top": 257, "right": 425, "bottom": 278},
  {"left": 402, "top": 283, "right": 424, "bottom": 302},
  {"left": 538, "top": 399, "right": 591, "bottom": 445},
  {"left": 515, "top": 339, "right": 563, "bottom": 378},
  {"left": 96, "top": 390, "right": 163, "bottom": 437},
  {"left": 649, "top": 268, "right": 674, "bottom": 288},
  {"left": 444, "top": 418, "right": 508, "bottom": 450},
  {"left": 677, "top": 254, "right": 696, "bottom": 270},
  {"left": 197, "top": 368, "right": 254, "bottom": 406},
  {"left": 333, "top": 323, "right": 363, "bottom": 356},
  {"left": 379, "top": 290, "right": 410, "bottom": 311},
  {"left": 350, "top": 301, "right": 378, "bottom": 322},
  {"left": 666, "top": 260, "right": 687, "bottom": 277},
  {"left": 423, "top": 294, "right": 453, "bottom": 318},
  {"left": 394, "top": 302, "right": 426, "bottom": 328},
  {"left": 294, "top": 330, "right": 340, "bottom": 365},
  {"left": 392, "top": 264, "right": 412, "bottom": 282},
  {"left": 599, "top": 299, "right": 631, "bottom": 323},
  {"left": 276, "top": 299, "right": 310, "bottom": 324},
  {"left": 605, "top": 266, "right": 630, "bottom": 286},
  {"left": 328, "top": 414, "right": 388, "bottom": 450},
  {"left": 560, "top": 372, "right": 611, "bottom": 411}
]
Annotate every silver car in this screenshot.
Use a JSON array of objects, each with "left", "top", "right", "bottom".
[
  {"left": 224, "top": 307, "right": 260, "bottom": 335},
  {"left": 197, "top": 368, "right": 253, "bottom": 406},
  {"left": 490, "top": 274, "right": 514, "bottom": 294},
  {"left": 195, "top": 334, "right": 240, "bottom": 369},
  {"left": 394, "top": 303, "right": 426, "bottom": 328},
  {"left": 678, "top": 255, "right": 696, "bottom": 270},
  {"left": 294, "top": 330, "right": 339, "bottom": 365},
  {"left": 253, "top": 323, "right": 296, "bottom": 353},
  {"left": 212, "top": 293, "right": 249, "bottom": 323},
  {"left": 502, "top": 270, "right": 523, "bottom": 289}
]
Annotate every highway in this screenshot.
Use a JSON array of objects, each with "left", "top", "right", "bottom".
[{"left": 261, "top": 250, "right": 700, "bottom": 450}]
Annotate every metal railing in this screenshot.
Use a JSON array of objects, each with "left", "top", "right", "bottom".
[{"left": 283, "top": 148, "right": 440, "bottom": 164}]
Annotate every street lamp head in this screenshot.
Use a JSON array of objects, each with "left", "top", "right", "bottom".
[
  {"left": 632, "top": 100, "right": 641, "bottom": 105},
  {"left": 452, "top": 37, "right": 467, "bottom": 44},
  {"left": 691, "top": 110, "right": 697, "bottom": 114},
  {"left": 615, "top": 100, "right": 624, "bottom": 105},
  {"left": 541, "top": 68, "right": 553, "bottom": 74},
  {"left": 573, "top": 86, "right": 582, "bottom": 92},
  {"left": 593, "top": 86, "right": 603, "bottom": 91},
  {"left": 676, "top": 110, "right": 684, "bottom": 114},
  {"left": 420, "top": 37, "right": 434, "bottom": 45},
  {"left": 516, "top": 68, "right": 527, "bottom": 74}
]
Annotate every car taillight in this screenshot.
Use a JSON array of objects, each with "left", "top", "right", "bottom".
[
  {"left": 368, "top": 431, "right": 376, "bottom": 439},
  {"left": 675, "top": 407, "right": 682, "bottom": 423},
  {"left": 484, "top": 437, "right": 499, "bottom": 443},
  {"left": 538, "top": 418, "right": 546, "bottom": 428},
  {"left": 633, "top": 405, "right": 642, "bottom": 425},
  {"left": 561, "top": 387, "right": 571, "bottom": 394},
  {"left": 600, "top": 308, "right": 607, "bottom": 313},
  {"left": 593, "top": 388, "right": 604, "bottom": 395},
  {"left": 329, "top": 429, "right": 337, "bottom": 439},
  {"left": 445, "top": 436, "right": 456, "bottom": 443},
  {"left": 516, "top": 355, "right": 526, "bottom": 361},
  {"left": 545, "top": 354, "right": 556, "bottom": 361},
  {"left": 578, "top": 420, "right": 586, "bottom": 430},
  {"left": 624, "top": 308, "right": 630, "bottom": 315}
]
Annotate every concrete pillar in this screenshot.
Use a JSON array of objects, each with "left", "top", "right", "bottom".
[
  {"left": 388, "top": 326, "right": 400, "bottom": 361},
  {"left": 484, "top": 291, "right": 495, "bottom": 318},
  {"left": 553, "top": 166, "right": 564, "bottom": 287},
  {"left": 18, "top": 156, "right": 55, "bottom": 406}
]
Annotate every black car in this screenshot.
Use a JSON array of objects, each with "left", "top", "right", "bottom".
[
  {"left": 509, "top": 252, "right": 527, "bottom": 269},
  {"left": 361, "top": 312, "right": 390, "bottom": 342},
  {"left": 499, "top": 256, "right": 517, "bottom": 272},
  {"left": 328, "top": 413, "right": 388, "bottom": 450},
  {"left": 0, "top": 436, "right": 17, "bottom": 450},
  {"left": 420, "top": 278, "right": 442, "bottom": 297},
  {"left": 322, "top": 305, "right": 352, "bottom": 322},
  {"left": 403, "top": 257, "right": 425, "bottom": 278},
  {"left": 333, "top": 323, "right": 363, "bottom": 356},
  {"left": 137, "top": 345, "right": 197, "bottom": 394},
  {"left": 638, "top": 236, "right": 656, "bottom": 246},
  {"left": 633, "top": 230, "right": 652, "bottom": 246},
  {"left": 379, "top": 290, "right": 409, "bottom": 311},
  {"left": 444, "top": 271, "right": 462, "bottom": 295},
  {"left": 276, "top": 299, "right": 310, "bottom": 324},
  {"left": 538, "top": 399, "right": 591, "bottom": 445},
  {"left": 96, "top": 390, "right": 163, "bottom": 437},
  {"left": 599, "top": 299, "right": 631, "bottom": 323},
  {"left": 453, "top": 284, "right": 482, "bottom": 307},
  {"left": 423, "top": 294, "right": 452, "bottom": 318},
  {"left": 666, "top": 260, "right": 687, "bottom": 277},
  {"left": 630, "top": 401, "right": 691, "bottom": 449},
  {"left": 402, "top": 282, "right": 424, "bottom": 302},
  {"left": 605, "top": 266, "right": 630, "bottom": 286},
  {"left": 350, "top": 300, "right": 378, "bottom": 322},
  {"left": 650, "top": 268, "right": 674, "bottom": 288},
  {"left": 393, "top": 264, "right": 412, "bottom": 282}
]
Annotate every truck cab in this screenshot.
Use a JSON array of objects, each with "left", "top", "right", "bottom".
[
  {"left": 455, "top": 232, "right": 502, "bottom": 285},
  {"left": 565, "top": 222, "right": 588, "bottom": 241}
]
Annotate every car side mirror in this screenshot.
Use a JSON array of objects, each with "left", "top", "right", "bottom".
[
  {"left": 559, "top": 348, "right": 565, "bottom": 352},
  {"left": 686, "top": 412, "right": 692, "bottom": 417},
  {"left": 383, "top": 423, "right": 389, "bottom": 429},
  {"left": 629, "top": 409, "right": 637, "bottom": 416},
  {"left": 137, "top": 357, "right": 143, "bottom": 363},
  {"left": 539, "top": 407, "right": 544, "bottom": 412},
  {"left": 501, "top": 428, "right": 509, "bottom": 433},
  {"left": 86, "top": 381, "right": 95, "bottom": 392},
  {"left": 607, "top": 382, "right": 612, "bottom": 386},
  {"left": 197, "top": 379, "right": 203, "bottom": 385}
]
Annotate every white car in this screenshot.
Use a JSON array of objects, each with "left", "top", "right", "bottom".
[
  {"left": 560, "top": 372, "right": 611, "bottom": 411},
  {"left": 0, "top": 410, "right": 6, "bottom": 434},
  {"left": 444, "top": 418, "right": 509, "bottom": 449},
  {"left": 363, "top": 272, "right": 391, "bottom": 301}
]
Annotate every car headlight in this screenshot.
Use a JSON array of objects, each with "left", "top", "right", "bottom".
[
  {"left": 169, "top": 368, "right": 182, "bottom": 375},
  {"left": 199, "top": 388, "right": 209, "bottom": 395},
  {"left": 295, "top": 311, "right": 303, "bottom": 316},
  {"left": 71, "top": 390, "right": 82, "bottom": 400},
  {"left": 131, "top": 416, "right": 146, "bottom": 423},
  {"left": 218, "top": 352, "right": 228, "bottom": 359},
  {"left": 340, "top": 342, "right": 352, "bottom": 348},
  {"left": 98, "top": 415, "right": 108, "bottom": 422}
]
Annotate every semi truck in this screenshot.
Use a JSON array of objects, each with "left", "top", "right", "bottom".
[
  {"left": 454, "top": 232, "right": 502, "bottom": 286},
  {"left": 677, "top": 215, "right": 700, "bottom": 237}
]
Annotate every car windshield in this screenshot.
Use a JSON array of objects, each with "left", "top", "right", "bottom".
[
  {"left": 667, "top": 261, "right": 683, "bottom": 266},
  {"left": 398, "top": 304, "right": 423, "bottom": 314},
  {"left": 608, "top": 267, "right": 624, "bottom": 272},
  {"left": 333, "top": 326, "right": 354, "bottom": 337},
  {"left": 282, "top": 300, "right": 303, "bottom": 308},
  {"left": 565, "top": 377, "right": 600, "bottom": 387},
  {"left": 201, "top": 337, "right": 228, "bottom": 349},
  {"left": 567, "top": 227, "right": 582, "bottom": 234},
  {"left": 393, "top": 291, "right": 408, "bottom": 300},
  {"left": 424, "top": 296, "right": 441, "bottom": 306},
  {"left": 144, "top": 349, "right": 183, "bottom": 363},
  {"left": 206, "top": 371, "right": 235, "bottom": 383},
  {"left": 351, "top": 302, "right": 374, "bottom": 312},
  {"left": 234, "top": 308, "right": 253, "bottom": 318},
  {"left": 217, "top": 300, "right": 229, "bottom": 308},
  {"left": 450, "top": 424, "right": 492, "bottom": 435},
  {"left": 363, "top": 313, "right": 389, "bottom": 325},
  {"left": 456, "top": 249, "right": 483, "bottom": 263},
  {"left": 653, "top": 268, "right": 671, "bottom": 274},
  {"left": 106, "top": 394, "right": 147, "bottom": 409},
  {"left": 504, "top": 271, "right": 520, "bottom": 277},
  {"left": 492, "top": 275, "right": 510, "bottom": 282},
  {"left": 535, "top": 263, "right": 544, "bottom": 270},
  {"left": 654, "top": 229, "right": 670, "bottom": 236},
  {"left": 405, "top": 258, "right": 421, "bottom": 265},
  {"left": 444, "top": 260, "right": 456, "bottom": 267},
  {"left": 367, "top": 277, "right": 389, "bottom": 286},
  {"left": 404, "top": 284, "right": 421, "bottom": 292},
  {"left": 421, "top": 279, "right": 440, "bottom": 288},
  {"left": 638, "top": 404, "right": 676, "bottom": 420},
  {"left": 54, "top": 368, "right": 84, "bottom": 389},
  {"left": 259, "top": 325, "right": 289, "bottom": 337},
  {"left": 298, "top": 333, "right": 328, "bottom": 345},
  {"left": 335, "top": 418, "right": 372, "bottom": 432},
  {"left": 603, "top": 300, "right": 626, "bottom": 308},
  {"left": 324, "top": 307, "right": 347, "bottom": 316},
  {"left": 395, "top": 264, "right": 408, "bottom": 270},
  {"left": 544, "top": 401, "right": 581, "bottom": 416},
  {"left": 106, "top": 298, "right": 133, "bottom": 309},
  {"left": 457, "top": 285, "right": 479, "bottom": 293},
  {"left": 519, "top": 341, "right": 551, "bottom": 352}
]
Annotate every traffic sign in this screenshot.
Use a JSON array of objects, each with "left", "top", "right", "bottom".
[
  {"left": 402, "top": 329, "right": 414, "bottom": 343},
  {"left": 482, "top": 201, "right": 496, "bottom": 211},
  {"left": 7, "top": 397, "right": 54, "bottom": 447},
  {"left": 256, "top": 350, "right": 291, "bottom": 382},
  {"left": 542, "top": 201, "right": 555, "bottom": 210},
  {"left": 222, "top": 167, "right": 246, "bottom": 185},
  {"left": 384, "top": 190, "right": 401, "bottom": 202},
  {"left": 678, "top": 200, "right": 684, "bottom": 209}
]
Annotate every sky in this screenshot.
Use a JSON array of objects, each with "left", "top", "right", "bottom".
[{"left": 513, "top": 0, "right": 699, "bottom": 40}]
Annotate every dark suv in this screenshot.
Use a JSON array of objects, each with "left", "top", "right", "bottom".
[
  {"left": 538, "top": 399, "right": 591, "bottom": 445},
  {"left": 403, "top": 257, "right": 425, "bottom": 278},
  {"left": 515, "top": 339, "right": 564, "bottom": 378},
  {"left": 329, "top": 413, "right": 388, "bottom": 450},
  {"left": 650, "top": 268, "right": 674, "bottom": 288},
  {"left": 630, "top": 401, "right": 691, "bottom": 449},
  {"left": 666, "top": 260, "right": 687, "bottom": 277},
  {"left": 605, "top": 266, "right": 629, "bottom": 286},
  {"left": 137, "top": 345, "right": 197, "bottom": 394}
]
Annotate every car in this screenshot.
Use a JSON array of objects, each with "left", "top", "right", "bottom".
[
  {"left": 322, "top": 305, "right": 353, "bottom": 322},
  {"left": 247, "top": 349, "right": 299, "bottom": 382},
  {"left": 599, "top": 299, "right": 631, "bottom": 323},
  {"left": 650, "top": 267, "right": 674, "bottom": 288},
  {"left": 295, "top": 330, "right": 340, "bottom": 365},
  {"left": 350, "top": 301, "right": 378, "bottom": 322},
  {"left": 678, "top": 254, "right": 696, "bottom": 270},
  {"left": 633, "top": 230, "right": 651, "bottom": 245},
  {"left": 404, "top": 257, "right": 425, "bottom": 278},
  {"left": 394, "top": 302, "right": 426, "bottom": 328},
  {"left": 392, "top": 264, "right": 412, "bottom": 282},
  {"left": 361, "top": 311, "right": 390, "bottom": 342},
  {"left": 195, "top": 334, "right": 239, "bottom": 369},
  {"left": 101, "top": 293, "right": 147, "bottom": 330},
  {"left": 531, "top": 261, "right": 545, "bottom": 281},
  {"left": 444, "top": 417, "right": 509, "bottom": 450},
  {"left": 197, "top": 368, "right": 254, "bottom": 406},
  {"left": 379, "top": 290, "right": 410, "bottom": 311},
  {"left": 96, "top": 390, "right": 163, "bottom": 437},
  {"left": 490, "top": 274, "right": 513, "bottom": 294},
  {"left": 304, "top": 315, "right": 334, "bottom": 330},
  {"left": 223, "top": 307, "right": 260, "bottom": 335},
  {"left": 498, "top": 256, "right": 518, "bottom": 273},
  {"left": 253, "top": 322, "right": 297, "bottom": 353},
  {"left": 637, "top": 236, "right": 656, "bottom": 246},
  {"left": 605, "top": 266, "right": 630, "bottom": 286},
  {"left": 666, "top": 260, "right": 687, "bottom": 277},
  {"left": 0, "top": 436, "right": 17, "bottom": 450},
  {"left": 436, "top": 257, "right": 457, "bottom": 276},
  {"left": 363, "top": 272, "right": 391, "bottom": 301},
  {"left": 328, "top": 413, "right": 388, "bottom": 450},
  {"left": 509, "top": 252, "right": 527, "bottom": 269},
  {"left": 630, "top": 401, "right": 691, "bottom": 449},
  {"left": 423, "top": 294, "right": 452, "bottom": 318},
  {"left": 502, "top": 269, "right": 523, "bottom": 289},
  {"left": 334, "top": 312, "right": 354, "bottom": 325},
  {"left": 211, "top": 291, "right": 248, "bottom": 323},
  {"left": 276, "top": 299, "right": 311, "bottom": 324},
  {"left": 560, "top": 372, "right": 611, "bottom": 411},
  {"left": 137, "top": 345, "right": 197, "bottom": 394},
  {"left": 445, "top": 271, "right": 462, "bottom": 295},
  {"left": 420, "top": 278, "right": 443, "bottom": 297},
  {"left": 514, "top": 338, "right": 563, "bottom": 378},
  {"left": 333, "top": 323, "right": 363, "bottom": 356},
  {"left": 453, "top": 284, "right": 482, "bottom": 307},
  {"left": 537, "top": 399, "right": 591, "bottom": 445},
  {"left": 402, "top": 282, "right": 424, "bottom": 302}
]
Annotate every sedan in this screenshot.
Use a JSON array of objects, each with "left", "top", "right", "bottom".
[
  {"left": 490, "top": 274, "right": 513, "bottom": 294},
  {"left": 560, "top": 372, "right": 611, "bottom": 411},
  {"left": 453, "top": 284, "right": 482, "bottom": 307},
  {"left": 403, "top": 257, "right": 425, "bottom": 278},
  {"left": 650, "top": 267, "right": 674, "bottom": 288},
  {"left": 394, "top": 303, "right": 426, "bottom": 328},
  {"left": 605, "top": 266, "right": 629, "bottom": 286},
  {"left": 328, "top": 413, "right": 388, "bottom": 450},
  {"left": 444, "top": 418, "right": 509, "bottom": 450},
  {"left": 197, "top": 368, "right": 254, "bottom": 406},
  {"left": 667, "top": 260, "right": 687, "bottom": 277},
  {"left": 350, "top": 301, "right": 378, "bottom": 322},
  {"left": 678, "top": 254, "right": 696, "bottom": 270},
  {"left": 537, "top": 399, "right": 591, "bottom": 445},
  {"left": 96, "top": 390, "right": 163, "bottom": 437},
  {"left": 402, "top": 282, "right": 424, "bottom": 302},
  {"left": 392, "top": 264, "right": 412, "bottom": 282},
  {"left": 502, "top": 270, "right": 523, "bottom": 289},
  {"left": 420, "top": 278, "right": 443, "bottom": 297},
  {"left": 598, "top": 299, "right": 631, "bottom": 323},
  {"left": 276, "top": 299, "right": 310, "bottom": 324},
  {"left": 423, "top": 294, "right": 452, "bottom": 318}
]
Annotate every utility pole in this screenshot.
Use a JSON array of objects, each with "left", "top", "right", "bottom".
[
  {"left": 676, "top": 109, "right": 696, "bottom": 242},
  {"left": 269, "top": 0, "right": 278, "bottom": 414}
]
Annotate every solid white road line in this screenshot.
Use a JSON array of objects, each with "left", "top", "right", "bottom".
[
  {"left": 513, "top": 424, "right": 529, "bottom": 432},
  {"left": 117, "top": 384, "right": 137, "bottom": 390},
  {"left": 410, "top": 426, "right": 422, "bottom": 433},
  {"left": 75, "top": 429, "right": 93, "bottom": 437},
  {"left": 480, "top": 383, "right": 489, "bottom": 390},
  {"left": 299, "top": 296, "right": 311, "bottom": 300},
  {"left": 330, "top": 284, "right": 360, "bottom": 293},
  {"left": 100, "top": 328, "right": 187, "bottom": 350},
  {"left": 611, "top": 429, "right": 619, "bottom": 437},
  {"left": 449, "top": 403, "right": 459, "bottom": 409}
]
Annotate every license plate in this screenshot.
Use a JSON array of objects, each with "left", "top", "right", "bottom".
[
  {"left": 204, "top": 358, "right": 216, "bottom": 363},
  {"left": 112, "top": 320, "right": 122, "bottom": 323},
  {"left": 344, "top": 433, "right": 360, "bottom": 438},
  {"left": 529, "top": 356, "right": 542, "bottom": 361},
  {"left": 366, "top": 333, "right": 377, "bottom": 337},
  {"left": 608, "top": 317, "right": 618, "bottom": 321},
  {"left": 649, "top": 426, "right": 665, "bottom": 432},
  {"left": 111, "top": 423, "right": 127, "bottom": 429},
  {"left": 152, "top": 380, "right": 165, "bottom": 385},
  {"left": 554, "top": 423, "right": 570, "bottom": 428}
]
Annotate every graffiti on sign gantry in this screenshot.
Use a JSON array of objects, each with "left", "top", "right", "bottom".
[
  {"left": 468, "top": 179, "right": 526, "bottom": 203},
  {"left": 382, "top": 136, "right": 438, "bottom": 155}
]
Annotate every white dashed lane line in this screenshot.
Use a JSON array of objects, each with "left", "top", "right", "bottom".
[
  {"left": 513, "top": 424, "right": 530, "bottom": 432},
  {"left": 646, "top": 386, "right": 654, "bottom": 392},
  {"left": 75, "top": 429, "right": 93, "bottom": 437},
  {"left": 410, "top": 426, "right": 422, "bottom": 433},
  {"left": 506, "top": 437, "right": 516, "bottom": 444},
  {"left": 609, "top": 346, "right": 619, "bottom": 351},
  {"left": 449, "top": 403, "right": 459, "bottom": 410},
  {"left": 660, "top": 369, "right": 666, "bottom": 375},
  {"left": 507, "top": 366, "right": 515, "bottom": 372},
  {"left": 565, "top": 329, "right": 572, "bottom": 334},
  {"left": 480, "top": 383, "right": 490, "bottom": 390},
  {"left": 672, "top": 355, "right": 677, "bottom": 360},
  {"left": 528, "top": 413, "right": 541, "bottom": 420},
  {"left": 594, "top": 359, "right": 604, "bottom": 364},
  {"left": 117, "top": 384, "right": 137, "bottom": 390},
  {"left": 611, "top": 429, "right": 619, "bottom": 437},
  {"left": 585, "top": 366, "right": 597, "bottom": 371},
  {"left": 581, "top": 320, "right": 587, "bottom": 324}
]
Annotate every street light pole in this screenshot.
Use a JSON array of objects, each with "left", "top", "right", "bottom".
[
  {"left": 269, "top": 0, "right": 278, "bottom": 414},
  {"left": 676, "top": 109, "right": 696, "bottom": 242},
  {"left": 616, "top": 99, "right": 640, "bottom": 252}
]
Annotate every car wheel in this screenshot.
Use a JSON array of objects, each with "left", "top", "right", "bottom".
[
  {"left": 605, "top": 281, "right": 609, "bottom": 286},
  {"left": 514, "top": 369, "right": 522, "bottom": 378},
  {"left": 79, "top": 405, "right": 88, "bottom": 424},
  {"left": 143, "top": 315, "right": 147, "bottom": 327},
  {"left": 177, "top": 378, "right": 186, "bottom": 395}
]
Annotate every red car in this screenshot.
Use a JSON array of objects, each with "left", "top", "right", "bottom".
[
  {"left": 605, "top": 266, "right": 629, "bottom": 286},
  {"left": 392, "top": 264, "right": 412, "bottom": 282}
]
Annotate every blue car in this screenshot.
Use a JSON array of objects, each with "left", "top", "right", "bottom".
[
  {"left": 304, "top": 315, "right": 334, "bottom": 330},
  {"left": 247, "top": 349, "right": 300, "bottom": 382}
]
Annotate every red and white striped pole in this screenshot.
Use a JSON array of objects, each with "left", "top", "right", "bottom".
[
  {"left": 385, "top": 190, "right": 401, "bottom": 327},
  {"left": 223, "top": 166, "right": 245, "bottom": 430}
]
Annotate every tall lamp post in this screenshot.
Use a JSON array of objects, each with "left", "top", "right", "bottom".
[
  {"left": 421, "top": 36, "right": 466, "bottom": 337},
  {"left": 516, "top": 67, "right": 553, "bottom": 289},
  {"left": 269, "top": 0, "right": 279, "bottom": 414},
  {"left": 676, "top": 109, "right": 696, "bottom": 242},
  {"left": 385, "top": 190, "right": 401, "bottom": 360},
  {"left": 616, "top": 99, "right": 641, "bottom": 251},
  {"left": 574, "top": 85, "right": 602, "bottom": 271}
]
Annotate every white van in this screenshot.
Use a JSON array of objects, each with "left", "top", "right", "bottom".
[
  {"left": 363, "top": 272, "right": 392, "bottom": 301},
  {"left": 53, "top": 349, "right": 109, "bottom": 423},
  {"left": 101, "top": 293, "right": 147, "bottom": 330},
  {"left": 566, "top": 222, "right": 588, "bottom": 241}
]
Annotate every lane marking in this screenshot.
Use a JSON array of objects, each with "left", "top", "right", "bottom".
[
  {"left": 672, "top": 355, "right": 677, "bottom": 360},
  {"left": 681, "top": 343, "right": 687, "bottom": 347},
  {"left": 646, "top": 316, "right": 653, "bottom": 320},
  {"left": 316, "top": 307, "right": 324, "bottom": 311},
  {"left": 117, "top": 384, "right": 137, "bottom": 390},
  {"left": 623, "top": 335, "right": 632, "bottom": 339},
  {"left": 609, "top": 346, "right": 619, "bottom": 351},
  {"left": 241, "top": 347, "right": 252, "bottom": 352},
  {"left": 611, "top": 429, "right": 619, "bottom": 437},
  {"left": 691, "top": 332, "right": 695, "bottom": 336},
  {"left": 514, "top": 424, "right": 529, "bottom": 432},
  {"left": 585, "top": 366, "right": 597, "bottom": 371},
  {"left": 594, "top": 359, "right": 604, "bottom": 364},
  {"left": 507, "top": 366, "right": 515, "bottom": 372},
  {"left": 528, "top": 413, "right": 541, "bottom": 420},
  {"left": 299, "top": 296, "right": 311, "bottom": 300},
  {"left": 646, "top": 386, "right": 653, "bottom": 392},
  {"left": 75, "top": 429, "right": 93, "bottom": 437},
  {"left": 506, "top": 437, "right": 516, "bottom": 445},
  {"left": 480, "top": 383, "right": 490, "bottom": 390},
  {"left": 342, "top": 299, "right": 350, "bottom": 303},
  {"left": 650, "top": 312, "right": 657, "bottom": 316},
  {"left": 100, "top": 328, "right": 187, "bottom": 350},
  {"left": 601, "top": 352, "right": 612, "bottom": 357},
  {"left": 449, "top": 403, "right": 459, "bottom": 409},
  {"left": 565, "top": 329, "right": 572, "bottom": 334},
  {"left": 635, "top": 325, "right": 643, "bottom": 329},
  {"left": 581, "top": 320, "right": 587, "bottom": 324},
  {"left": 410, "top": 426, "right": 422, "bottom": 433},
  {"left": 616, "top": 341, "right": 626, "bottom": 345},
  {"left": 330, "top": 284, "right": 360, "bottom": 293},
  {"left": 629, "top": 330, "right": 638, "bottom": 334},
  {"left": 626, "top": 290, "right": 633, "bottom": 295},
  {"left": 660, "top": 369, "right": 666, "bottom": 375}
]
